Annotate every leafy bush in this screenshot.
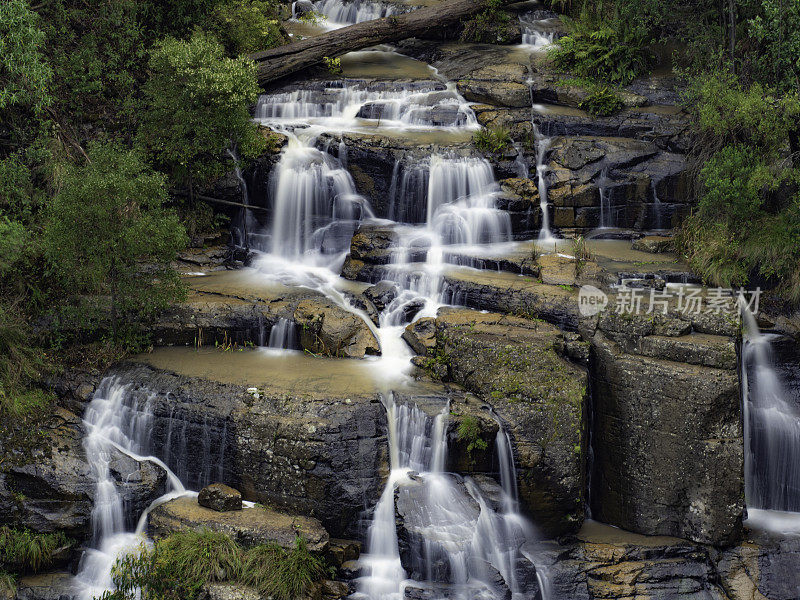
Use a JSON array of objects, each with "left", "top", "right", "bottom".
[
  {"left": 43, "top": 143, "right": 187, "bottom": 345},
  {"left": 473, "top": 126, "right": 512, "bottom": 153},
  {"left": 137, "top": 31, "right": 268, "bottom": 198},
  {"left": 548, "top": 10, "right": 653, "bottom": 85},
  {"left": 0, "top": 304, "right": 52, "bottom": 417},
  {"left": 460, "top": 0, "right": 513, "bottom": 44},
  {"left": 0, "top": 527, "right": 71, "bottom": 573},
  {"left": 457, "top": 416, "right": 488, "bottom": 457},
  {"left": 205, "top": 0, "right": 287, "bottom": 55},
  {"left": 578, "top": 87, "right": 624, "bottom": 116}
]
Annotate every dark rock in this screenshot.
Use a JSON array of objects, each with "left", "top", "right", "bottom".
[
  {"left": 363, "top": 281, "right": 399, "bottom": 312},
  {"left": 294, "top": 297, "right": 381, "bottom": 358},
  {"left": 198, "top": 483, "right": 242, "bottom": 512}
]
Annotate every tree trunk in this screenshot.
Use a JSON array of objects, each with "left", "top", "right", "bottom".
[{"left": 249, "top": 0, "right": 504, "bottom": 85}]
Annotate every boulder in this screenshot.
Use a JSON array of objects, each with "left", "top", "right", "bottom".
[
  {"left": 294, "top": 297, "right": 380, "bottom": 358},
  {"left": 363, "top": 281, "right": 399, "bottom": 312},
  {"left": 13, "top": 572, "right": 78, "bottom": 600},
  {"left": 198, "top": 483, "right": 242, "bottom": 512},
  {"left": 149, "top": 496, "right": 329, "bottom": 551}
]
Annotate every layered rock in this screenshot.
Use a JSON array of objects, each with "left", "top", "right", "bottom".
[
  {"left": 586, "top": 308, "right": 743, "bottom": 545},
  {"left": 406, "top": 308, "right": 588, "bottom": 536}
]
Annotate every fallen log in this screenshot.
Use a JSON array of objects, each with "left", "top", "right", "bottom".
[{"left": 249, "top": 0, "right": 503, "bottom": 85}]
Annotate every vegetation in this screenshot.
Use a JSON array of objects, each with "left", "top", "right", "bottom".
[
  {"left": 578, "top": 87, "right": 624, "bottom": 117},
  {"left": 457, "top": 416, "right": 488, "bottom": 458},
  {"left": 460, "top": 0, "right": 513, "bottom": 44},
  {"left": 571, "top": 235, "right": 591, "bottom": 276},
  {"left": 101, "top": 531, "right": 325, "bottom": 600},
  {"left": 0, "top": 527, "right": 71, "bottom": 573},
  {"left": 473, "top": 126, "right": 512, "bottom": 153}
]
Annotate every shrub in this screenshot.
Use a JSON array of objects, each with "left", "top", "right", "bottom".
[
  {"left": 0, "top": 304, "right": 52, "bottom": 417},
  {"left": 0, "top": 527, "right": 71, "bottom": 573},
  {"left": 548, "top": 14, "right": 652, "bottom": 85},
  {"left": 457, "top": 416, "right": 488, "bottom": 457},
  {"left": 460, "top": 0, "right": 512, "bottom": 44},
  {"left": 473, "top": 126, "right": 512, "bottom": 153},
  {"left": 571, "top": 235, "right": 592, "bottom": 276},
  {"left": 578, "top": 87, "right": 625, "bottom": 116},
  {"left": 205, "top": 0, "right": 287, "bottom": 55}
]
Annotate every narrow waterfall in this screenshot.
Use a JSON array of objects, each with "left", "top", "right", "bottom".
[
  {"left": 650, "top": 180, "right": 664, "bottom": 231},
  {"left": 532, "top": 125, "right": 554, "bottom": 242},
  {"left": 75, "top": 379, "right": 187, "bottom": 600},
  {"left": 226, "top": 148, "right": 252, "bottom": 249},
  {"left": 742, "top": 308, "right": 800, "bottom": 515},
  {"left": 519, "top": 18, "right": 556, "bottom": 50},
  {"left": 267, "top": 317, "right": 300, "bottom": 350},
  {"left": 598, "top": 169, "right": 612, "bottom": 229}
]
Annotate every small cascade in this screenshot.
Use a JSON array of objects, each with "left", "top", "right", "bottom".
[
  {"left": 387, "top": 160, "right": 428, "bottom": 224},
  {"left": 742, "top": 308, "right": 800, "bottom": 515},
  {"left": 226, "top": 147, "right": 252, "bottom": 249},
  {"left": 267, "top": 317, "right": 300, "bottom": 350},
  {"left": 532, "top": 125, "right": 554, "bottom": 242},
  {"left": 513, "top": 142, "right": 529, "bottom": 179},
  {"left": 650, "top": 180, "right": 664, "bottom": 230},
  {"left": 75, "top": 379, "right": 186, "bottom": 600},
  {"left": 519, "top": 17, "right": 557, "bottom": 50},
  {"left": 312, "top": 0, "right": 402, "bottom": 28},
  {"left": 254, "top": 81, "right": 477, "bottom": 131}
]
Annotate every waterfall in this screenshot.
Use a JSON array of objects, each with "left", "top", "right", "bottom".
[
  {"left": 226, "top": 147, "right": 251, "bottom": 249},
  {"left": 75, "top": 379, "right": 187, "bottom": 600},
  {"left": 519, "top": 18, "right": 556, "bottom": 50},
  {"left": 311, "top": 0, "right": 401, "bottom": 28},
  {"left": 650, "top": 180, "right": 664, "bottom": 231},
  {"left": 532, "top": 125, "right": 554, "bottom": 242},
  {"left": 742, "top": 308, "right": 800, "bottom": 515},
  {"left": 267, "top": 317, "right": 300, "bottom": 350}
]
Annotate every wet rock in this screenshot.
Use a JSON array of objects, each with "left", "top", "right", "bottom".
[
  {"left": 590, "top": 328, "right": 743, "bottom": 545},
  {"left": 149, "top": 496, "right": 329, "bottom": 551},
  {"left": 430, "top": 308, "right": 588, "bottom": 536},
  {"left": 103, "top": 363, "right": 388, "bottom": 537},
  {"left": 294, "top": 297, "right": 381, "bottom": 358},
  {"left": 363, "top": 281, "right": 399, "bottom": 312},
  {"left": 350, "top": 224, "right": 400, "bottom": 264},
  {"left": 402, "top": 318, "right": 437, "bottom": 356},
  {"left": 456, "top": 63, "right": 531, "bottom": 108},
  {"left": 198, "top": 483, "right": 242, "bottom": 512},
  {"left": 0, "top": 408, "right": 165, "bottom": 538},
  {"left": 326, "top": 538, "right": 361, "bottom": 568}
]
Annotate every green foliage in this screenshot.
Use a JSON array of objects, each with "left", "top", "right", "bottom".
[
  {"left": 323, "top": 56, "right": 343, "bottom": 76},
  {"left": 0, "top": 0, "right": 52, "bottom": 114},
  {"left": 0, "top": 304, "right": 52, "bottom": 417},
  {"left": 744, "top": 0, "right": 800, "bottom": 92},
  {"left": 101, "top": 533, "right": 324, "bottom": 600},
  {"left": 43, "top": 143, "right": 187, "bottom": 344},
  {"left": 298, "top": 11, "right": 325, "bottom": 25},
  {"left": 578, "top": 87, "right": 624, "bottom": 116},
  {"left": 0, "top": 526, "right": 71, "bottom": 573},
  {"left": 460, "top": 0, "right": 513, "bottom": 44},
  {"left": 240, "top": 538, "right": 325, "bottom": 600},
  {"left": 0, "top": 570, "right": 15, "bottom": 596},
  {"left": 205, "top": 0, "right": 287, "bottom": 55},
  {"left": 473, "top": 126, "right": 512, "bottom": 153},
  {"left": 137, "top": 31, "right": 267, "bottom": 195},
  {"left": 549, "top": 18, "right": 651, "bottom": 85},
  {"left": 571, "top": 235, "right": 591, "bottom": 276},
  {"left": 457, "top": 416, "right": 488, "bottom": 457}
]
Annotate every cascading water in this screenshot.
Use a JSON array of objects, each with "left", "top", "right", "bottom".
[
  {"left": 531, "top": 125, "right": 554, "bottom": 242},
  {"left": 310, "top": 0, "right": 403, "bottom": 28},
  {"left": 742, "top": 308, "right": 800, "bottom": 520},
  {"left": 267, "top": 317, "right": 300, "bottom": 350},
  {"left": 519, "top": 18, "right": 556, "bottom": 50},
  {"left": 597, "top": 169, "right": 613, "bottom": 229},
  {"left": 226, "top": 148, "right": 252, "bottom": 249},
  {"left": 75, "top": 379, "right": 187, "bottom": 600}
]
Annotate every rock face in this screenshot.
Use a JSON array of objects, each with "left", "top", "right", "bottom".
[
  {"left": 529, "top": 520, "right": 800, "bottom": 600},
  {"left": 586, "top": 309, "right": 743, "bottom": 545},
  {"left": 0, "top": 408, "right": 166, "bottom": 538},
  {"left": 198, "top": 483, "right": 242, "bottom": 512},
  {"left": 149, "top": 496, "right": 329, "bottom": 551},
  {"left": 407, "top": 308, "right": 588, "bottom": 536},
  {"left": 101, "top": 362, "right": 389, "bottom": 537}
]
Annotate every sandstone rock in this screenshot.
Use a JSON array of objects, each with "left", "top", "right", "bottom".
[
  {"left": 14, "top": 572, "right": 78, "bottom": 600},
  {"left": 294, "top": 297, "right": 380, "bottom": 358},
  {"left": 149, "top": 496, "right": 329, "bottom": 551},
  {"left": 198, "top": 483, "right": 242, "bottom": 512},
  {"left": 363, "top": 281, "right": 399, "bottom": 312},
  {"left": 349, "top": 224, "right": 400, "bottom": 264},
  {"left": 402, "top": 318, "right": 437, "bottom": 356}
]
